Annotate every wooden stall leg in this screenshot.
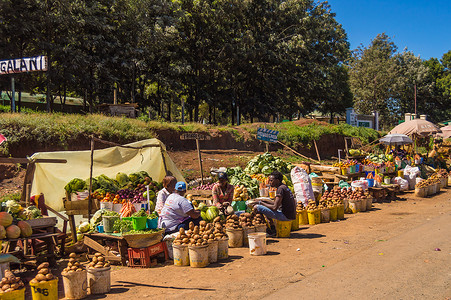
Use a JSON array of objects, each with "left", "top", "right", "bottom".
[
  {"left": 68, "top": 215, "right": 77, "bottom": 244},
  {"left": 118, "top": 240, "right": 128, "bottom": 266}
]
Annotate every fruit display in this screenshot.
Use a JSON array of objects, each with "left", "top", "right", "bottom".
[
  {"left": 296, "top": 202, "right": 306, "bottom": 212},
  {"left": 192, "top": 202, "right": 220, "bottom": 223},
  {"left": 62, "top": 253, "right": 85, "bottom": 274},
  {"left": 87, "top": 253, "right": 110, "bottom": 269},
  {"left": 250, "top": 174, "right": 268, "bottom": 184},
  {"left": 30, "top": 262, "right": 55, "bottom": 284},
  {"left": 0, "top": 269, "right": 24, "bottom": 294},
  {"left": 225, "top": 214, "right": 242, "bottom": 229},
  {"left": 233, "top": 185, "right": 250, "bottom": 202}
]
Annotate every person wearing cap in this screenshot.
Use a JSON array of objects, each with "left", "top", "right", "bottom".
[
  {"left": 212, "top": 172, "right": 234, "bottom": 208},
  {"left": 158, "top": 181, "right": 201, "bottom": 233},
  {"left": 155, "top": 175, "right": 177, "bottom": 214}
]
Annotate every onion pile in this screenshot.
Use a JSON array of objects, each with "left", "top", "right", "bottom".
[
  {"left": 0, "top": 270, "right": 24, "bottom": 294},
  {"left": 62, "top": 253, "right": 85, "bottom": 274},
  {"left": 30, "top": 263, "right": 55, "bottom": 284}
]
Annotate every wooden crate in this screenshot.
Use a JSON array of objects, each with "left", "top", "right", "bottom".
[
  {"left": 25, "top": 216, "right": 57, "bottom": 228},
  {"left": 64, "top": 198, "right": 100, "bottom": 216}
]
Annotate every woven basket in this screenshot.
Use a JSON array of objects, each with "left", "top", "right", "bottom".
[{"left": 122, "top": 229, "right": 165, "bottom": 248}]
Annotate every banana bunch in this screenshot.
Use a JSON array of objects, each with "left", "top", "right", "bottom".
[
  {"left": 233, "top": 185, "right": 249, "bottom": 201},
  {"left": 250, "top": 174, "right": 267, "bottom": 183}
]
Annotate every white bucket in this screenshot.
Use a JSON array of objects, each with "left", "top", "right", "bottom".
[
  {"left": 87, "top": 267, "right": 111, "bottom": 294},
  {"left": 208, "top": 241, "right": 218, "bottom": 263},
  {"left": 100, "top": 202, "right": 113, "bottom": 211},
  {"left": 242, "top": 226, "right": 256, "bottom": 247},
  {"left": 172, "top": 244, "right": 189, "bottom": 266},
  {"left": 62, "top": 269, "right": 88, "bottom": 299},
  {"left": 188, "top": 245, "right": 209, "bottom": 268},
  {"left": 248, "top": 232, "right": 267, "bottom": 255},
  {"left": 217, "top": 239, "right": 229, "bottom": 260}
]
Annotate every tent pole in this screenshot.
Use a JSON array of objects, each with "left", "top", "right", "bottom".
[
  {"left": 88, "top": 137, "right": 94, "bottom": 222},
  {"left": 160, "top": 146, "right": 169, "bottom": 175}
]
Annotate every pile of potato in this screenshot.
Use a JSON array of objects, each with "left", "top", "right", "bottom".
[
  {"left": 347, "top": 187, "right": 369, "bottom": 202},
  {"left": 318, "top": 199, "right": 335, "bottom": 210},
  {"left": 30, "top": 262, "right": 55, "bottom": 284},
  {"left": 225, "top": 215, "right": 242, "bottom": 229},
  {"left": 238, "top": 213, "right": 253, "bottom": 227},
  {"left": 62, "top": 253, "right": 85, "bottom": 274},
  {"left": 87, "top": 253, "right": 110, "bottom": 269},
  {"left": 251, "top": 213, "right": 265, "bottom": 225},
  {"left": 173, "top": 220, "right": 227, "bottom": 247},
  {"left": 321, "top": 187, "right": 347, "bottom": 204},
  {"left": 306, "top": 199, "right": 318, "bottom": 211},
  {"left": 296, "top": 202, "right": 305, "bottom": 212},
  {"left": 0, "top": 270, "right": 24, "bottom": 294}
]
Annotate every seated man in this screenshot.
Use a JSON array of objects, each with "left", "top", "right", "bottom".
[
  {"left": 158, "top": 181, "right": 201, "bottom": 234},
  {"left": 254, "top": 171, "right": 296, "bottom": 222}
]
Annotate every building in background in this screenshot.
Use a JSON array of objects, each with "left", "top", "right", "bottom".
[{"left": 346, "top": 108, "right": 379, "bottom": 130}]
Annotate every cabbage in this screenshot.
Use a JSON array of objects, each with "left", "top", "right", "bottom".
[
  {"left": 116, "top": 172, "right": 130, "bottom": 187},
  {"left": 23, "top": 206, "right": 42, "bottom": 219},
  {"left": 78, "top": 222, "right": 91, "bottom": 233},
  {"left": 90, "top": 209, "right": 107, "bottom": 227},
  {"left": 6, "top": 200, "right": 22, "bottom": 214}
]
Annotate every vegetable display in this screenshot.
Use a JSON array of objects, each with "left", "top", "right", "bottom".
[
  {"left": 64, "top": 178, "right": 87, "bottom": 194},
  {"left": 193, "top": 183, "right": 215, "bottom": 190},
  {"left": 87, "top": 253, "right": 110, "bottom": 269},
  {"left": 244, "top": 152, "right": 293, "bottom": 175},
  {"left": 132, "top": 208, "right": 148, "bottom": 217},
  {"left": 113, "top": 219, "right": 132, "bottom": 233},
  {"left": 226, "top": 167, "right": 259, "bottom": 199},
  {"left": 172, "top": 220, "right": 227, "bottom": 247},
  {"left": 233, "top": 185, "right": 249, "bottom": 202}
]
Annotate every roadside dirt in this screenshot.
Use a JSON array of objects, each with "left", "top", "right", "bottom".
[{"left": 94, "top": 190, "right": 450, "bottom": 299}]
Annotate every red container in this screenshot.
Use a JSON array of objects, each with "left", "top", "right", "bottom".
[{"left": 127, "top": 247, "right": 152, "bottom": 268}]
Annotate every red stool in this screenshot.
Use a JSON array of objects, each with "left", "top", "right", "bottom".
[{"left": 127, "top": 242, "right": 169, "bottom": 268}]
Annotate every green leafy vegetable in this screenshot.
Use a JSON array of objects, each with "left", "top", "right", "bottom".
[
  {"left": 64, "top": 178, "right": 87, "bottom": 194},
  {"left": 132, "top": 208, "right": 148, "bottom": 217},
  {"left": 113, "top": 219, "right": 132, "bottom": 233}
]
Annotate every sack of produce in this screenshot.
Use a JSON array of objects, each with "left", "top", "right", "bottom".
[{"left": 291, "top": 167, "right": 314, "bottom": 207}]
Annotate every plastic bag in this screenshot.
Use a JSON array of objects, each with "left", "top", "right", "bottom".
[
  {"left": 338, "top": 180, "right": 350, "bottom": 188},
  {"left": 393, "top": 177, "right": 409, "bottom": 191},
  {"left": 351, "top": 180, "right": 369, "bottom": 191},
  {"left": 291, "top": 166, "right": 314, "bottom": 206}
]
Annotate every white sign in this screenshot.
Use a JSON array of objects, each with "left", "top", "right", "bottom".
[{"left": 0, "top": 56, "right": 47, "bottom": 75}]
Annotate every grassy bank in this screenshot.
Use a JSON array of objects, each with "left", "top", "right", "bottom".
[{"left": 0, "top": 112, "right": 380, "bottom": 156}]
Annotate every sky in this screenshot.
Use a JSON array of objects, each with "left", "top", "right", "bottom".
[{"left": 328, "top": 0, "right": 451, "bottom": 60}]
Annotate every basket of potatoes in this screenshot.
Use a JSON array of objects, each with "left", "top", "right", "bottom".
[
  {"left": 225, "top": 215, "right": 243, "bottom": 248},
  {"left": 238, "top": 213, "right": 256, "bottom": 246},
  {"left": 29, "top": 262, "right": 59, "bottom": 300},
  {"left": 61, "top": 253, "right": 88, "bottom": 300},
  {"left": 86, "top": 253, "right": 111, "bottom": 295},
  {"left": 0, "top": 269, "right": 25, "bottom": 299}
]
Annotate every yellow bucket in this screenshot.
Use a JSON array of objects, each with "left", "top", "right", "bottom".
[
  {"left": 329, "top": 206, "right": 338, "bottom": 221},
  {"left": 1, "top": 288, "right": 25, "bottom": 300},
  {"left": 30, "top": 278, "right": 58, "bottom": 300},
  {"left": 291, "top": 215, "right": 299, "bottom": 230},
  {"left": 275, "top": 220, "right": 291, "bottom": 238},
  {"left": 341, "top": 168, "right": 347, "bottom": 175},
  {"left": 337, "top": 204, "right": 345, "bottom": 220},
  {"left": 397, "top": 170, "right": 404, "bottom": 177},
  {"left": 307, "top": 209, "right": 320, "bottom": 225},
  {"left": 298, "top": 210, "right": 309, "bottom": 225}
]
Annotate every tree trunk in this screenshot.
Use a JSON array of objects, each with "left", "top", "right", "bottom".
[
  {"left": 167, "top": 99, "right": 171, "bottom": 122},
  {"left": 231, "top": 101, "right": 234, "bottom": 125},
  {"left": 213, "top": 105, "right": 216, "bottom": 125},
  {"left": 208, "top": 104, "right": 212, "bottom": 124},
  {"left": 17, "top": 80, "right": 21, "bottom": 113}
]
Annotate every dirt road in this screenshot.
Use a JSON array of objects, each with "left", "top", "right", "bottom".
[{"left": 89, "top": 190, "right": 450, "bottom": 299}]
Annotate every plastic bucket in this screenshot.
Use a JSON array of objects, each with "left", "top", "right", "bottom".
[
  {"left": 337, "top": 204, "right": 345, "bottom": 220},
  {"left": 30, "top": 278, "right": 58, "bottom": 300},
  {"left": 100, "top": 202, "right": 113, "bottom": 211},
  {"left": 360, "top": 199, "right": 367, "bottom": 212},
  {"left": 112, "top": 203, "right": 122, "bottom": 213},
  {"left": 397, "top": 170, "right": 404, "bottom": 178},
  {"left": 307, "top": 210, "right": 320, "bottom": 225},
  {"left": 132, "top": 216, "right": 147, "bottom": 230},
  {"left": 146, "top": 218, "right": 158, "bottom": 229},
  {"left": 102, "top": 216, "right": 119, "bottom": 233},
  {"left": 242, "top": 226, "right": 256, "bottom": 246},
  {"left": 440, "top": 178, "right": 447, "bottom": 188},
  {"left": 350, "top": 165, "right": 355, "bottom": 173},
  {"left": 226, "top": 228, "right": 244, "bottom": 248},
  {"left": 349, "top": 200, "right": 359, "bottom": 214},
  {"left": 188, "top": 245, "right": 209, "bottom": 268},
  {"left": 87, "top": 267, "right": 111, "bottom": 294},
  {"left": 275, "top": 220, "right": 291, "bottom": 238},
  {"left": 248, "top": 232, "right": 267, "bottom": 256},
  {"left": 384, "top": 177, "right": 391, "bottom": 185},
  {"left": 343, "top": 199, "right": 350, "bottom": 213},
  {"left": 341, "top": 168, "right": 347, "bottom": 175},
  {"left": 62, "top": 269, "right": 88, "bottom": 299},
  {"left": 414, "top": 187, "right": 426, "bottom": 198},
  {"left": 366, "top": 179, "right": 375, "bottom": 188},
  {"left": 366, "top": 197, "right": 373, "bottom": 210},
  {"left": 1, "top": 288, "right": 25, "bottom": 300},
  {"left": 298, "top": 210, "right": 309, "bottom": 225},
  {"left": 320, "top": 208, "right": 330, "bottom": 223},
  {"left": 217, "top": 239, "right": 229, "bottom": 260},
  {"left": 254, "top": 224, "right": 267, "bottom": 233},
  {"left": 172, "top": 244, "right": 189, "bottom": 266},
  {"left": 329, "top": 206, "right": 338, "bottom": 221},
  {"left": 291, "top": 215, "right": 299, "bottom": 230},
  {"left": 208, "top": 241, "right": 219, "bottom": 263},
  {"left": 429, "top": 184, "right": 436, "bottom": 195}
]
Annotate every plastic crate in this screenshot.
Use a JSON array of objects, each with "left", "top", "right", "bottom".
[{"left": 128, "top": 247, "right": 151, "bottom": 268}]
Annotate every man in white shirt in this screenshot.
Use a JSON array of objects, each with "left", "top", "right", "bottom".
[{"left": 158, "top": 181, "right": 201, "bottom": 234}]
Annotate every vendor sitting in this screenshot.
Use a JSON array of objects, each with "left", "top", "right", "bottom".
[
  {"left": 158, "top": 181, "right": 201, "bottom": 234},
  {"left": 155, "top": 175, "right": 177, "bottom": 214},
  {"left": 254, "top": 171, "right": 296, "bottom": 221},
  {"left": 212, "top": 172, "right": 234, "bottom": 208}
]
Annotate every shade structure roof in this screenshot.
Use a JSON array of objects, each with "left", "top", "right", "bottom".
[
  {"left": 380, "top": 134, "right": 414, "bottom": 145},
  {"left": 437, "top": 125, "right": 451, "bottom": 139},
  {"left": 388, "top": 119, "right": 440, "bottom": 136}
]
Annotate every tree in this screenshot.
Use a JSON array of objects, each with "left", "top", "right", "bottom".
[{"left": 348, "top": 33, "right": 399, "bottom": 129}]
